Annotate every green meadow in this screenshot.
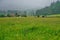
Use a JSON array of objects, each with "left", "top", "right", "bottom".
[{"left": 0, "top": 17, "right": 60, "bottom": 40}]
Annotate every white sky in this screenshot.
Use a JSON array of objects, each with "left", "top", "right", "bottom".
[{"left": 0, "top": 0, "right": 57, "bottom": 10}]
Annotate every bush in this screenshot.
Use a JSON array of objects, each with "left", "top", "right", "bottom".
[
  {"left": 37, "top": 15, "right": 40, "bottom": 17},
  {"left": 21, "top": 15, "right": 27, "bottom": 17},
  {"left": 7, "top": 14, "right": 11, "bottom": 17},
  {"left": 0, "top": 15, "right": 5, "bottom": 17}
]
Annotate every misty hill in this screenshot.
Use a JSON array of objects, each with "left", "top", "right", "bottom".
[{"left": 36, "top": 0, "right": 60, "bottom": 16}]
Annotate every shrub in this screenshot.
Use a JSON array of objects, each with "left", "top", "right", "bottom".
[{"left": 0, "top": 15, "right": 5, "bottom": 17}]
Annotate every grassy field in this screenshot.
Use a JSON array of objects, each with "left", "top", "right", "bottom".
[{"left": 0, "top": 17, "right": 60, "bottom": 40}]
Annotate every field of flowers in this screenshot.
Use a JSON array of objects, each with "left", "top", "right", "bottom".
[{"left": 0, "top": 17, "right": 60, "bottom": 40}]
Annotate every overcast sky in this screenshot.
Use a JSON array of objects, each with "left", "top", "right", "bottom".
[{"left": 0, "top": 0, "right": 57, "bottom": 10}]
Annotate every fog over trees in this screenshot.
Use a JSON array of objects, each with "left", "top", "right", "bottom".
[
  {"left": 0, "top": 0, "right": 57, "bottom": 10},
  {"left": 0, "top": 0, "right": 60, "bottom": 17}
]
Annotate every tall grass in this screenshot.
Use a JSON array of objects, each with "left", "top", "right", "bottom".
[{"left": 0, "top": 17, "right": 60, "bottom": 40}]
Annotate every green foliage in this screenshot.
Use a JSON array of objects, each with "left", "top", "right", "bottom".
[
  {"left": 21, "top": 14, "right": 27, "bottom": 17},
  {"left": 0, "top": 14, "right": 5, "bottom": 17},
  {"left": 7, "top": 14, "right": 11, "bottom": 17},
  {"left": 15, "top": 13, "right": 20, "bottom": 17}
]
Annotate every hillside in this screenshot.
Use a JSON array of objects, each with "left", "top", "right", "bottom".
[{"left": 36, "top": 0, "right": 60, "bottom": 15}]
